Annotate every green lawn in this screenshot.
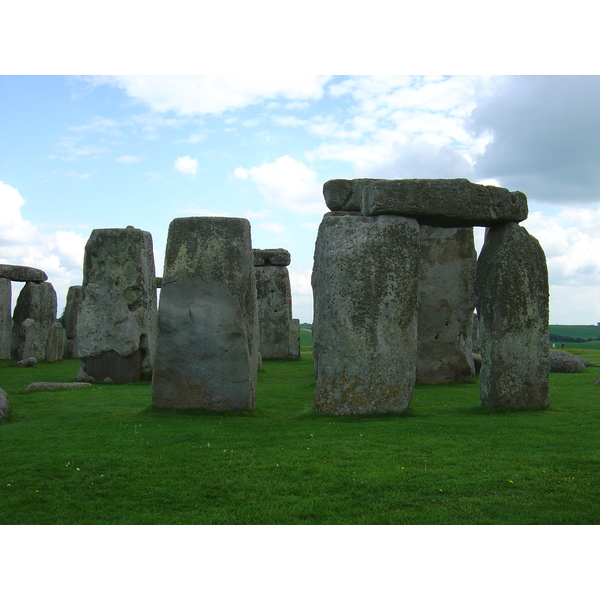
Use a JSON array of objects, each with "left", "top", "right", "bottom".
[{"left": 1, "top": 341, "right": 599, "bottom": 525}]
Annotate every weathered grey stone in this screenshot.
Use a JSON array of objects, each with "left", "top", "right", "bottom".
[
  {"left": 472, "top": 353, "right": 482, "bottom": 373},
  {"left": 289, "top": 318, "right": 301, "bottom": 360},
  {"left": 253, "top": 248, "right": 291, "bottom": 266},
  {"left": 549, "top": 351, "right": 587, "bottom": 373},
  {"left": 10, "top": 356, "right": 36, "bottom": 368},
  {"left": 45, "top": 321, "right": 65, "bottom": 362},
  {"left": 0, "top": 388, "right": 10, "bottom": 419},
  {"left": 156, "top": 277, "right": 163, "bottom": 289},
  {"left": 11, "top": 282, "right": 58, "bottom": 360},
  {"left": 62, "top": 285, "right": 83, "bottom": 359},
  {"left": 254, "top": 253, "right": 295, "bottom": 359},
  {"left": 323, "top": 178, "right": 528, "bottom": 227},
  {"left": 152, "top": 217, "right": 259, "bottom": 411},
  {"left": 475, "top": 222, "right": 550, "bottom": 408},
  {"left": 416, "top": 226, "right": 476, "bottom": 384},
  {"left": 0, "top": 277, "right": 11, "bottom": 359},
  {"left": 0, "top": 264, "right": 47, "bottom": 282},
  {"left": 312, "top": 213, "right": 420, "bottom": 415},
  {"left": 24, "top": 381, "right": 92, "bottom": 392},
  {"left": 77, "top": 227, "right": 157, "bottom": 383}
]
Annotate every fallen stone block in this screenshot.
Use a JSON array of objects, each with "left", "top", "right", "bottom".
[
  {"left": 0, "top": 388, "right": 10, "bottom": 419},
  {"left": 24, "top": 382, "right": 93, "bottom": 392},
  {"left": 10, "top": 356, "right": 37, "bottom": 368}
]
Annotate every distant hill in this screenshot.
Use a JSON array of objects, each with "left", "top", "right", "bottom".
[{"left": 549, "top": 324, "right": 600, "bottom": 344}]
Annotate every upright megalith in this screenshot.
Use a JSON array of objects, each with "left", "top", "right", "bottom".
[
  {"left": 416, "top": 225, "right": 476, "bottom": 384},
  {"left": 0, "top": 277, "right": 11, "bottom": 359},
  {"left": 152, "top": 217, "right": 259, "bottom": 411},
  {"left": 77, "top": 226, "right": 157, "bottom": 383},
  {"left": 253, "top": 248, "right": 298, "bottom": 360},
  {"left": 312, "top": 213, "right": 420, "bottom": 415},
  {"left": 475, "top": 222, "right": 550, "bottom": 408},
  {"left": 11, "top": 281, "right": 59, "bottom": 361},
  {"left": 63, "top": 285, "right": 83, "bottom": 359}
]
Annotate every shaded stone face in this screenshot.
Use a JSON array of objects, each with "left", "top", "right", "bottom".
[
  {"left": 475, "top": 222, "right": 550, "bottom": 408},
  {"left": 323, "top": 178, "right": 528, "bottom": 227},
  {"left": 253, "top": 248, "right": 291, "bottom": 266},
  {"left": 151, "top": 217, "right": 259, "bottom": 411},
  {"left": 0, "top": 278, "right": 11, "bottom": 359},
  {"left": 416, "top": 225, "right": 476, "bottom": 384},
  {"left": 77, "top": 227, "right": 157, "bottom": 382},
  {"left": 254, "top": 252, "right": 295, "bottom": 360},
  {"left": 11, "top": 281, "right": 58, "bottom": 360},
  {"left": 312, "top": 213, "right": 420, "bottom": 415},
  {"left": 63, "top": 285, "right": 83, "bottom": 359}
]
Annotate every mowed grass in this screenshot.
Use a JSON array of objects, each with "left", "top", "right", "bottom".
[{"left": 1, "top": 334, "right": 599, "bottom": 525}]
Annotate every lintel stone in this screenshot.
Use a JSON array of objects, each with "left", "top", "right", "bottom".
[
  {"left": 0, "top": 264, "right": 48, "bottom": 282},
  {"left": 323, "top": 178, "right": 528, "bottom": 227}
]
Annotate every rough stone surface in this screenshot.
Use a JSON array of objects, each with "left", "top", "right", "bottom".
[
  {"left": 45, "top": 321, "right": 65, "bottom": 362},
  {"left": 549, "top": 351, "right": 587, "bottom": 373},
  {"left": 152, "top": 217, "right": 259, "bottom": 411},
  {"left": 416, "top": 225, "right": 476, "bottom": 384},
  {"left": 253, "top": 248, "right": 291, "bottom": 266},
  {"left": 10, "top": 356, "right": 36, "bottom": 368},
  {"left": 0, "top": 277, "right": 11, "bottom": 359},
  {"left": 0, "top": 264, "right": 47, "bottom": 282},
  {"left": 77, "top": 227, "right": 157, "bottom": 383},
  {"left": 289, "top": 319, "right": 301, "bottom": 360},
  {"left": 254, "top": 253, "right": 295, "bottom": 359},
  {"left": 63, "top": 285, "right": 83, "bottom": 359},
  {"left": 323, "top": 178, "right": 528, "bottom": 227},
  {"left": 475, "top": 223, "right": 550, "bottom": 408},
  {"left": 312, "top": 213, "right": 420, "bottom": 415},
  {"left": 0, "top": 388, "right": 10, "bottom": 419},
  {"left": 11, "top": 282, "right": 58, "bottom": 360},
  {"left": 24, "top": 381, "right": 92, "bottom": 392}
]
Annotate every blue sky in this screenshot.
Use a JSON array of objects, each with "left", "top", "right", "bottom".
[{"left": 2, "top": 74, "right": 600, "bottom": 324}]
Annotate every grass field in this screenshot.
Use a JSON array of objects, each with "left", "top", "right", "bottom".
[{"left": 1, "top": 330, "right": 599, "bottom": 525}]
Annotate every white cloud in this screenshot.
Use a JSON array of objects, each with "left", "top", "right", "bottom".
[
  {"left": 258, "top": 222, "right": 286, "bottom": 235},
  {"left": 234, "top": 155, "right": 326, "bottom": 215},
  {"left": 96, "top": 76, "right": 332, "bottom": 116},
  {"left": 174, "top": 156, "right": 198, "bottom": 176},
  {"left": 289, "top": 267, "right": 314, "bottom": 323},
  {"left": 117, "top": 155, "right": 143, "bottom": 163},
  {"left": 0, "top": 181, "right": 87, "bottom": 314}
]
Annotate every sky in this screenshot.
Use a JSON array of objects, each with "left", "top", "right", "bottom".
[{"left": 2, "top": 74, "right": 600, "bottom": 324}]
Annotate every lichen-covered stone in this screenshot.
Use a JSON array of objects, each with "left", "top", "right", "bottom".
[
  {"left": 152, "top": 217, "right": 259, "bottom": 411},
  {"left": 0, "top": 277, "right": 11, "bottom": 359},
  {"left": 549, "top": 351, "right": 587, "bottom": 373},
  {"left": 11, "top": 282, "right": 58, "bottom": 360},
  {"left": 24, "top": 382, "right": 92, "bottom": 392},
  {"left": 323, "top": 178, "right": 528, "bottom": 227},
  {"left": 416, "top": 225, "right": 476, "bottom": 384},
  {"left": 475, "top": 222, "right": 549, "bottom": 408},
  {"left": 0, "top": 264, "right": 47, "bottom": 282},
  {"left": 312, "top": 213, "right": 420, "bottom": 415},
  {"left": 254, "top": 253, "right": 295, "bottom": 359},
  {"left": 77, "top": 227, "right": 157, "bottom": 383},
  {"left": 63, "top": 285, "right": 83, "bottom": 359}
]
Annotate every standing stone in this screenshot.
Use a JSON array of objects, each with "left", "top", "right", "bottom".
[
  {"left": 312, "top": 213, "right": 420, "bottom": 415},
  {"left": 63, "top": 285, "right": 83, "bottom": 358},
  {"left": 254, "top": 248, "right": 297, "bottom": 359},
  {"left": 416, "top": 225, "right": 476, "bottom": 384},
  {"left": 11, "top": 281, "right": 58, "bottom": 360},
  {"left": 289, "top": 319, "right": 301, "bottom": 360},
  {"left": 0, "top": 278, "right": 11, "bottom": 359},
  {"left": 77, "top": 227, "right": 157, "bottom": 383},
  {"left": 152, "top": 217, "right": 259, "bottom": 411},
  {"left": 45, "top": 321, "right": 65, "bottom": 362},
  {"left": 475, "top": 222, "right": 550, "bottom": 408},
  {"left": 0, "top": 387, "right": 10, "bottom": 420}
]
